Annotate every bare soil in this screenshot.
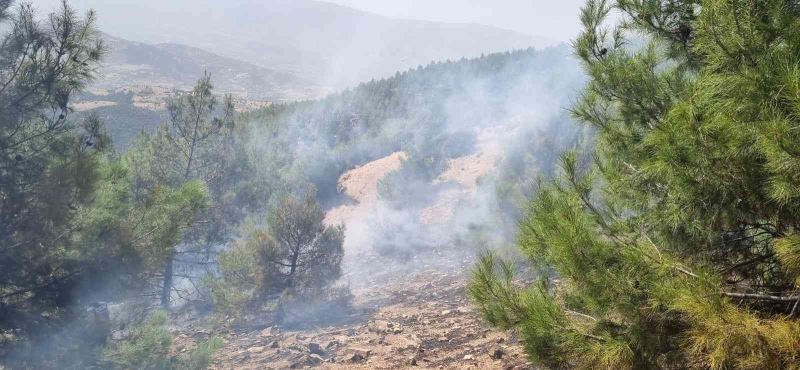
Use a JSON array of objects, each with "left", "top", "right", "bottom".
[{"left": 175, "top": 266, "right": 533, "bottom": 370}]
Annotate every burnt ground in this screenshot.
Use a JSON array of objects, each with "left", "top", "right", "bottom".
[{"left": 172, "top": 251, "right": 536, "bottom": 370}]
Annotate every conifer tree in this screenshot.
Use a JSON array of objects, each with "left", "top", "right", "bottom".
[
  {"left": 0, "top": 0, "right": 106, "bottom": 321},
  {"left": 471, "top": 1, "right": 800, "bottom": 368},
  {"left": 128, "top": 73, "right": 235, "bottom": 308},
  {"left": 0, "top": 2, "right": 210, "bottom": 365}
]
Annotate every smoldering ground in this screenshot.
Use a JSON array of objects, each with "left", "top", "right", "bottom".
[{"left": 238, "top": 45, "right": 587, "bottom": 291}]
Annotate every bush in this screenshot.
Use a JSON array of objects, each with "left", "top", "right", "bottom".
[
  {"left": 254, "top": 192, "right": 345, "bottom": 295},
  {"left": 211, "top": 192, "right": 349, "bottom": 324},
  {"left": 208, "top": 237, "right": 259, "bottom": 318},
  {"left": 175, "top": 337, "right": 224, "bottom": 370},
  {"left": 103, "top": 312, "right": 172, "bottom": 370},
  {"left": 103, "top": 311, "right": 222, "bottom": 370}
]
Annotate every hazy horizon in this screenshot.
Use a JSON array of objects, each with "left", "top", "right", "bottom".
[
  {"left": 35, "top": 0, "right": 581, "bottom": 44},
  {"left": 324, "top": 0, "right": 583, "bottom": 42}
]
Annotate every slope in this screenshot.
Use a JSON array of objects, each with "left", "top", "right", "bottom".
[
  {"left": 44, "top": 0, "right": 549, "bottom": 87},
  {"left": 98, "top": 33, "right": 324, "bottom": 101}
]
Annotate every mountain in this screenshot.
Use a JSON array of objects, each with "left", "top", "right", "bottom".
[
  {"left": 58, "top": 0, "right": 548, "bottom": 88},
  {"left": 96, "top": 34, "right": 325, "bottom": 101}
]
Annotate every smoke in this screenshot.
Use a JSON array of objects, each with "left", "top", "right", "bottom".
[{"left": 239, "top": 44, "right": 586, "bottom": 289}]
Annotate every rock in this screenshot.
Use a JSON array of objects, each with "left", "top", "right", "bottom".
[
  {"left": 385, "top": 334, "right": 421, "bottom": 350},
  {"left": 441, "top": 310, "right": 452, "bottom": 316},
  {"left": 463, "top": 354, "right": 475, "bottom": 361},
  {"left": 269, "top": 340, "right": 280, "bottom": 349},
  {"left": 289, "top": 354, "right": 324, "bottom": 368},
  {"left": 491, "top": 347, "right": 505, "bottom": 360},
  {"left": 247, "top": 346, "right": 265, "bottom": 354},
  {"left": 260, "top": 327, "right": 273, "bottom": 337},
  {"left": 308, "top": 342, "right": 325, "bottom": 356},
  {"left": 308, "top": 354, "right": 324, "bottom": 364},
  {"left": 348, "top": 348, "right": 372, "bottom": 362},
  {"left": 348, "top": 352, "right": 365, "bottom": 363},
  {"left": 324, "top": 340, "right": 338, "bottom": 349}
]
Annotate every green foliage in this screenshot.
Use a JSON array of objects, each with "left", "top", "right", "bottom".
[
  {"left": 207, "top": 235, "right": 259, "bottom": 318},
  {"left": 257, "top": 191, "right": 345, "bottom": 293},
  {"left": 103, "top": 311, "right": 222, "bottom": 370},
  {"left": 126, "top": 72, "right": 237, "bottom": 308},
  {"left": 174, "top": 337, "right": 223, "bottom": 370},
  {"left": 103, "top": 311, "right": 173, "bottom": 370},
  {"left": 471, "top": 0, "right": 800, "bottom": 369},
  {"left": 239, "top": 46, "right": 580, "bottom": 205},
  {"left": 0, "top": 0, "right": 107, "bottom": 310},
  {"left": 211, "top": 192, "right": 346, "bottom": 321}
]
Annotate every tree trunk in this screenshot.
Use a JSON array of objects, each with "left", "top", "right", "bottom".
[
  {"left": 287, "top": 250, "right": 300, "bottom": 287},
  {"left": 161, "top": 253, "right": 174, "bottom": 308}
]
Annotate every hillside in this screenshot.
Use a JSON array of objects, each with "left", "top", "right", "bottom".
[
  {"left": 98, "top": 33, "right": 324, "bottom": 101},
  {"left": 163, "top": 45, "right": 583, "bottom": 369},
  {"left": 45, "top": 0, "right": 549, "bottom": 87}
]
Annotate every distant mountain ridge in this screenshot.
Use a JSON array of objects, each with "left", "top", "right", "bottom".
[
  {"left": 64, "top": 0, "right": 548, "bottom": 88},
  {"left": 97, "top": 33, "right": 325, "bottom": 101}
]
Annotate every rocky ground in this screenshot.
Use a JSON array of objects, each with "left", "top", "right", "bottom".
[
  {"left": 173, "top": 267, "right": 533, "bottom": 370},
  {"left": 169, "top": 122, "right": 536, "bottom": 369}
]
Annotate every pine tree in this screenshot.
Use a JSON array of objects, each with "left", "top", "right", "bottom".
[
  {"left": 0, "top": 0, "right": 106, "bottom": 322},
  {"left": 127, "top": 72, "right": 235, "bottom": 308},
  {"left": 471, "top": 0, "right": 800, "bottom": 368},
  {"left": 0, "top": 2, "right": 212, "bottom": 366},
  {"left": 255, "top": 190, "right": 345, "bottom": 294}
]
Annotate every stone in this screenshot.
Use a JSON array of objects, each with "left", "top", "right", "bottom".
[
  {"left": 247, "top": 346, "right": 265, "bottom": 354},
  {"left": 441, "top": 310, "right": 452, "bottom": 316},
  {"left": 308, "top": 342, "right": 325, "bottom": 356},
  {"left": 348, "top": 352, "right": 365, "bottom": 363},
  {"left": 308, "top": 354, "right": 324, "bottom": 365},
  {"left": 491, "top": 347, "right": 505, "bottom": 360},
  {"left": 348, "top": 348, "right": 371, "bottom": 363},
  {"left": 269, "top": 340, "right": 280, "bottom": 349},
  {"left": 289, "top": 354, "right": 324, "bottom": 369},
  {"left": 463, "top": 354, "right": 475, "bottom": 361},
  {"left": 385, "top": 334, "right": 421, "bottom": 350}
]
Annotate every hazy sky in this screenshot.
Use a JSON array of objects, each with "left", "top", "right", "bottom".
[
  {"left": 324, "top": 0, "right": 585, "bottom": 41},
  {"left": 36, "top": 0, "right": 585, "bottom": 43}
]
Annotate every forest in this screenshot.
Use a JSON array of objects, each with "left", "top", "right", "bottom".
[{"left": 2, "top": 0, "right": 800, "bottom": 369}]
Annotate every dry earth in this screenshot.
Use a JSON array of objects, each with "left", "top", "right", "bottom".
[
  {"left": 176, "top": 266, "right": 533, "bottom": 370},
  {"left": 172, "top": 124, "right": 535, "bottom": 369}
]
